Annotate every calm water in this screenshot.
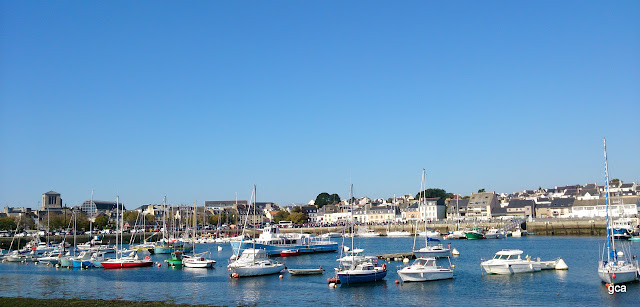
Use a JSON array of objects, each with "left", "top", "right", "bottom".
[{"left": 1, "top": 236, "right": 638, "bottom": 306}]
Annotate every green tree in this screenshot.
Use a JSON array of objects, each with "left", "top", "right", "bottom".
[
  {"left": 273, "top": 211, "right": 290, "bottom": 223},
  {"left": 478, "top": 188, "right": 486, "bottom": 193},
  {"left": 288, "top": 212, "right": 308, "bottom": 224},
  {"left": 145, "top": 214, "right": 156, "bottom": 224},
  {"left": 0, "top": 217, "right": 17, "bottom": 231},
  {"left": 314, "top": 193, "right": 341, "bottom": 208},
  {"left": 416, "top": 188, "right": 454, "bottom": 200},
  {"left": 94, "top": 214, "right": 110, "bottom": 229},
  {"left": 123, "top": 211, "right": 139, "bottom": 224}
]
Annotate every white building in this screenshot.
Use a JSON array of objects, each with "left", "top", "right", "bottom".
[
  {"left": 417, "top": 198, "right": 446, "bottom": 221},
  {"left": 571, "top": 196, "right": 638, "bottom": 218}
]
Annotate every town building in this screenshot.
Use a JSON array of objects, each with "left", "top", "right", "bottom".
[
  {"left": 464, "top": 192, "right": 499, "bottom": 219},
  {"left": 41, "top": 191, "right": 62, "bottom": 211}
]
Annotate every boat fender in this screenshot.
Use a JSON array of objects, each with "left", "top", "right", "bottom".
[
  {"left": 382, "top": 264, "right": 387, "bottom": 271},
  {"left": 145, "top": 256, "right": 151, "bottom": 260},
  {"left": 279, "top": 275, "right": 283, "bottom": 279},
  {"left": 612, "top": 273, "right": 616, "bottom": 279}
]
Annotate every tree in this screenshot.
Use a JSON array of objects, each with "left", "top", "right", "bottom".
[
  {"left": 123, "top": 211, "right": 139, "bottom": 224},
  {"left": 315, "top": 192, "right": 341, "bottom": 208},
  {"left": 478, "top": 189, "right": 486, "bottom": 193},
  {"left": 416, "top": 188, "right": 454, "bottom": 200},
  {"left": 288, "top": 212, "right": 308, "bottom": 224},
  {"left": 94, "top": 214, "right": 109, "bottom": 229},
  {"left": 145, "top": 214, "right": 156, "bottom": 224},
  {"left": 0, "top": 217, "right": 17, "bottom": 231},
  {"left": 273, "top": 211, "right": 290, "bottom": 223}
]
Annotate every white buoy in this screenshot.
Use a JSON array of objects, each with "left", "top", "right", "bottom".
[
  {"left": 329, "top": 282, "right": 336, "bottom": 288},
  {"left": 403, "top": 258, "right": 410, "bottom": 264},
  {"left": 617, "top": 251, "right": 624, "bottom": 257},
  {"left": 343, "top": 246, "right": 351, "bottom": 252},
  {"left": 452, "top": 248, "right": 460, "bottom": 256},
  {"left": 555, "top": 258, "right": 568, "bottom": 270},
  {"left": 217, "top": 246, "right": 223, "bottom": 251}
]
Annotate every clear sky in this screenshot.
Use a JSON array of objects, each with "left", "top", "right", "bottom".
[{"left": 1, "top": 1, "right": 638, "bottom": 209}]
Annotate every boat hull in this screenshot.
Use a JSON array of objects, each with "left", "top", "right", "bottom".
[
  {"left": 598, "top": 262, "right": 639, "bottom": 284},
  {"left": 481, "top": 261, "right": 541, "bottom": 274},
  {"left": 398, "top": 269, "right": 453, "bottom": 282},
  {"left": 229, "top": 264, "right": 285, "bottom": 277},
  {"left": 230, "top": 241, "right": 338, "bottom": 256},
  {"left": 154, "top": 245, "right": 194, "bottom": 254},
  {"left": 72, "top": 260, "right": 94, "bottom": 268},
  {"left": 337, "top": 269, "right": 387, "bottom": 284},
  {"left": 101, "top": 260, "right": 153, "bottom": 269},
  {"left": 414, "top": 248, "right": 451, "bottom": 258},
  {"left": 465, "top": 232, "right": 484, "bottom": 240}
]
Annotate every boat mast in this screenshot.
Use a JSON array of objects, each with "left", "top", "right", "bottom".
[
  {"left": 162, "top": 196, "right": 167, "bottom": 242},
  {"left": 603, "top": 138, "right": 615, "bottom": 262},
  {"left": 193, "top": 200, "right": 197, "bottom": 256},
  {"left": 89, "top": 190, "right": 93, "bottom": 240},
  {"left": 115, "top": 195, "right": 119, "bottom": 260},
  {"left": 350, "top": 183, "right": 354, "bottom": 263}
]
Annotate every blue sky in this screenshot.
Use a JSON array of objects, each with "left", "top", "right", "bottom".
[{"left": 1, "top": 1, "right": 638, "bottom": 209}]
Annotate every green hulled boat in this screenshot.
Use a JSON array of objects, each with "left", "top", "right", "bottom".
[
  {"left": 465, "top": 228, "right": 485, "bottom": 240},
  {"left": 167, "top": 251, "right": 184, "bottom": 267}
]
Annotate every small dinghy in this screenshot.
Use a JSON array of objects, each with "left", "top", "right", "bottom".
[{"left": 288, "top": 267, "right": 325, "bottom": 275}]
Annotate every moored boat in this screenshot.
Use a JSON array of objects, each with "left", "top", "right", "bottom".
[
  {"left": 228, "top": 248, "right": 285, "bottom": 277},
  {"left": 397, "top": 257, "right": 453, "bottom": 282},
  {"left": 481, "top": 249, "right": 541, "bottom": 275},
  {"left": 280, "top": 249, "right": 301, "bottom": 257}
]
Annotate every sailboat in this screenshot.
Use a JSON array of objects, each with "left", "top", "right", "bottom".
[
  {"left": 597, "top": 138, "right": 639, "bottom": 284},
  {"left": 154, "top": 197, "right": 194, "bottom": 254},
  {"left": 227, "top": 185, "right": 284, "bottom": 277},
  {"left": 183, "top": 201, "right": 216, "bottom": 268},
  {"left": 413, "top": 170, "right": 451, "bottom": 258},
  {"left": 335, "top": 184, "right": 387, "bottom": 284},
  {"left": 100, "top": 196, "right": 153, "bottom": 269}
]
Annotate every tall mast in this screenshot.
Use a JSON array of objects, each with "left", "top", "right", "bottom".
[
  {"left": 350, "top": 183, "right": 354, "bottom": 255},
  {"left": 115, "top": 195, "right": 119, "bottom": 260},
  {"left": 89, "top": 190, "right": 94, "bottom": 239},
  {"left": 193, "top": 201, "right": 197, "bottom": 255},
  {"left": 603, "top": 138, "right": 614, "bottom": 261}
]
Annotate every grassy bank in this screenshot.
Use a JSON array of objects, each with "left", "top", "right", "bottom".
[{"left": 0, "top": 297, "right": 214, "bottom": 307}]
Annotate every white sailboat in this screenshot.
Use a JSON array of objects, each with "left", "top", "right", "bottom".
[
  {"left": 227, "top": 185, "right": 284, "bottom": 277},
  {"left": 183, "top": 201, "right": 215, "bottom": 268},
  {"left": 413, "top": 170, "right": 450, "bottom": 258},
  {"left": 597, "top": 138, "right": 639, "bottom": 284}
]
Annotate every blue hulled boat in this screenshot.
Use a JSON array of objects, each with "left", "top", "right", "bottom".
[{"left": 230, "top": 225, "right": 338, "bottom": 256}]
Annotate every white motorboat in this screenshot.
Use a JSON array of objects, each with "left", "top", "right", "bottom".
[
  {"left": 183, "top": 255, "right": 216, "bottom": 268},
  {"left": 484, "top": 229, "right": 506, "bottom": 239},
  {"left": 228, "top": 248, "right": 285, "bottom": 277},
  {"left": 481, "top": 249, "right": 541, "bottom": 275},
  {"left": 356, "top": 227, "right": 381, "bottom": 237},
  {"left": 386, "top": 231, "right": 412, "bottom": 237},
  {"left": 417, "top": 230, "right": 442, "bottom": 240},
  {"left": 397, "top": 257, "right": 454, "bottom": 282},
  {"left": 320, "top": 232, "right": 343, "bottom": 239}
]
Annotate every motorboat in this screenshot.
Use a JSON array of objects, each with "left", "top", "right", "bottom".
[
  {"left": 484, "top": 229, "right": 505, "bottom": 239},
  {"left": 356, "top": 227, "right": 381, "bottom": 237},
  {"left": 481, "top": 249, "right": 541, "bottom": 275},
  {"left": 183, "top": 254, "right": 216, "bottom": 268},
  {"left": 320, "top": 232, "right": 342, "bottom": 239},
  {"left": 167, "top": 251, "right": 184, "bottom": 267},
  {"left": 336, "top": 260, "right": 387, "bottom": 284},
  {"left": 230, "top": 225, "right": 338, "bottom": 256},
  {"left": 417, "top": 230, "right": 442, "bottom": 240},
  {"left": 280, "top": 249, "right": 301, "bottom": 257},
  {"left": 386, "top": 231, "right": 412, "bottom": 237},
  {"left": 227, "top": 248, "right": 285, "bottom": 277},
  {"left": 397, "top": 257, "right": 454, "bottom": 282},
  {"left": 465, "top": 228, "right": 485, "bottom": 240}
]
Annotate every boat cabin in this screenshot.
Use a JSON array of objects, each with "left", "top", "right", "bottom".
[{"left": 493, "top": 249, "right": 523, "bottom": 260}]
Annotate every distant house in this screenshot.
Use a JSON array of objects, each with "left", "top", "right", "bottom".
[
  {"left": 535, "top": 198, "right": 574, "bottom": 218},
  {"left": 493, "top": 200, "right": 535, "bottom": 218},
  {"left": 301, "top": 206, "right": 318, "bottom": 222},
  {"left": 417, "top": 198, "right": 446, "bottom": 221},
  {"left": 465, "top": 192, "right": 499, "bottom": 218},
  {"left": 571, "top": 196, "right": 639, "bottom": 218},
  {"left": 205, "top": 200, "right": 248, "bottom": 212},
  {"left": 402, "top": 204, "right": 420, "bottom": 221},
  {"left": 446, "top": 198, "right": 469, "bottom": 219}
]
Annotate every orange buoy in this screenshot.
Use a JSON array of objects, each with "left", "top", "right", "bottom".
[
  {"left": 612, "top": 273, "right": 616, "bottom": 279},
  {"left": 279, "top": 275, "right": 283, "bottom": 279},
  {"left": 395, "top": 280, "right": 399, "bottom": 284}
]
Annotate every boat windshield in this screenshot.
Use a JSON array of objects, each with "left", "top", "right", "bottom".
[{"left": 494, "top": 254, "right": 511, "bottom": 260}]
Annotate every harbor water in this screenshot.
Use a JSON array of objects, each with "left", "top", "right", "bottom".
[{"left": 1, "top": 236, "right": 638, "bottom": 306}]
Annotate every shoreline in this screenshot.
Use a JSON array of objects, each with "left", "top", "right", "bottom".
[{"left": 0, "top": 297, "right": 213, "bottom": 307}]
